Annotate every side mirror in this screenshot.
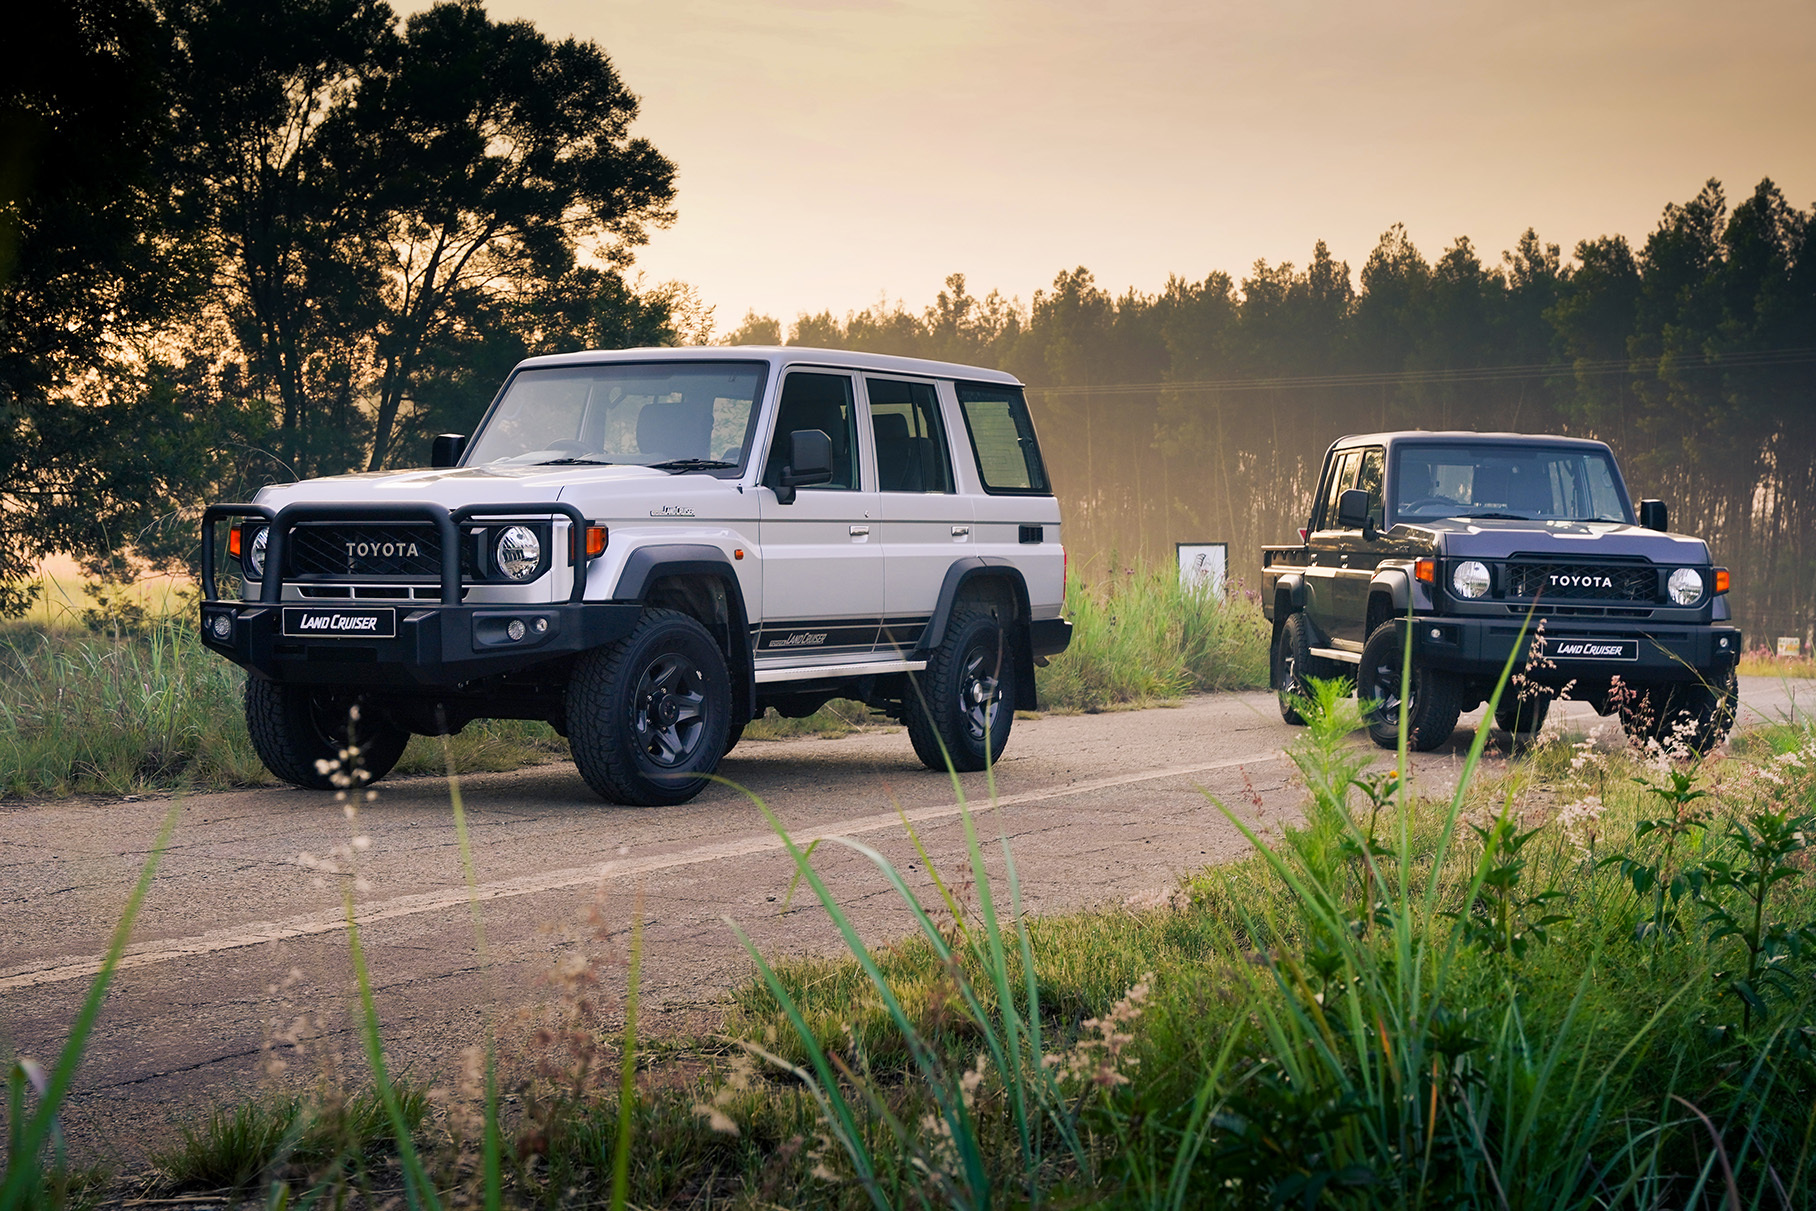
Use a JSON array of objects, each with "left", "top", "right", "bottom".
[
  {"left": 774, "top": 429, "right": 833, "bottom": 505},
  {"left": 1639, "top": 499, "right": 1668, "bottom": 531},
  {"left": 431, "top": 433, "right": 467, "bottom": 468},
  {"left": 1337, "top": 488, "right": 1371, "bottom": 530}
]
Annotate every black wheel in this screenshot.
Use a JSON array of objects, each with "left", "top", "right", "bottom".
[
  {"left": 1273, "top": 613, "right": 1335, "bottom": 725},
  {"left": 245, "top": 680, "right": 409, "bottom": 790},
  {"left": 903, "top": 605, "right": 1015, "bottom": 772},
  {"left": 1617, "top": 669, "right": 1737, "bottom": 757},
  {"left": 1495, "top": 694, "right": 1551, "bottom": 737},
  {"left": 723, "top": 719, "right": 746, "bottom": 753},
  {"left": 1357, "top": 622, "right": 1461, "bottom": 752},
  {"left": 567, "top": 608, "right": 731, "bottom": 805}
]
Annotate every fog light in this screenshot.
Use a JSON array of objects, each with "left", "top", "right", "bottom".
[
  {"left": 210, "top": 613, "right": 233, "bottom": 640},
  {"left": 1430, "top": 627, "right": 1442, "bottom": 640},
  {"left": 506, "top": 619, "right": 526, "bottom": 641},
  {"left": 533, "top": 618, "right": 548, "bottom": 633}
]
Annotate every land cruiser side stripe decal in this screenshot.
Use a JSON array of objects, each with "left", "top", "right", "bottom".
[{"left": 755, "top": 619, "right": 879, "bottom": 652}]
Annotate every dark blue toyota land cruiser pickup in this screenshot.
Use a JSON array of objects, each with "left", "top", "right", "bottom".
[{"left": 1262, "top": 431, "right": 1741, "bottom": 753}]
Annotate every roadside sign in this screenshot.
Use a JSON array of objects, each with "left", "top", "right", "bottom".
[
  {"left": 1777, "top": 637, "right": 1802, "bottom": 658},
  {"left": 1177, "top": 542, "right": 1227, "bottom": 595}
]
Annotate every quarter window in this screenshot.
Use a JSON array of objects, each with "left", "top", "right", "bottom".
[
  {"left": 868, "top": 378, "right": 953, "bottom": 493},
  {"left": 955, "top": 383, "right": 1050, "bottom": 494}
]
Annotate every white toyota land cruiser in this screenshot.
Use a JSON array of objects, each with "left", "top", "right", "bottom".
[{"left": 198, "top": 347, "right": 1072, "bottom": 805}]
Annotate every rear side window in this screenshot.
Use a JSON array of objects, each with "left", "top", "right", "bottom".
[
  {"left": 955, "top": 383, "right": 1050, "bottom": 495},
  {"left": 868, "top": 378, "right": 954, "bottom": 493}
]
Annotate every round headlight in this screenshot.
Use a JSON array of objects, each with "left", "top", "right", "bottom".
[
  {"left": 494, "top": 525, "right": 542, "bottom": 581},
  {"left": 244, "top": 527, "right": 268, "bottom": 579},
  {"left": 1668, "top": 567, "right": 1704, "bottom": 605},
  {"left": 1452, "top": 559, "right": 1491, "bottom": 599}
]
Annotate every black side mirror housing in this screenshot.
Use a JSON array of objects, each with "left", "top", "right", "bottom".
[
  {"left": 431, "top": 433, "right": 467, "bottom": 468},
  {"left": 1639, "top": 499, "right": 1667, "bottom": 531},
  {"left": 774, "top": 429, "right": 833, "bottom": 505}
]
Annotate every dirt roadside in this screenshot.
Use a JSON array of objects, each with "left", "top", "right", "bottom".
[{"left": 0, "top": 679, "right": 1803, "bottom": 1163}]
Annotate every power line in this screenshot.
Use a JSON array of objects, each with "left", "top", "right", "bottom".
[{"left": 1023, "top": 346, "right": 1816, "bottom": 398}]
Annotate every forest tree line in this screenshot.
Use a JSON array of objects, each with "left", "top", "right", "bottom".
[
  {"left": 4, "top": 3, "right": 1812, "bottom": 641},
  {"left": 731, "top": 180, "right": 1816, "bottom": 645}
]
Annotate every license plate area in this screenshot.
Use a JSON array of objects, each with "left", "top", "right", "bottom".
[
  {"left": 282, "top": 606, "right": 398, "bottom": 639},
  {"left": 1548, "top": 637, "right": 1637, "bottom": 661}
]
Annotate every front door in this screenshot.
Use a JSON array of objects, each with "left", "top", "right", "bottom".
[{"left": 755, "top": 370, "right": 884, "bottom": 659}]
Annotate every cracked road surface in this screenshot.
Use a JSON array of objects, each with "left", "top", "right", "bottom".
[{"left": 1, "top": 679, "right": 1803, "bottom": 1158}]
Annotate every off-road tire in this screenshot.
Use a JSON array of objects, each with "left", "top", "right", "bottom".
[
  {"left": 244, "top": 679, "right": 409, "bottom": 790},
  {"left": 1617, "top": 669, "right": 1738, "bottom": 757},
  {"left": 1274, "top": 612, "right": 1336, "bottom": 725},
  {"left": 1358, "top": 621, "right": 1462, "bottom": 752},
  {"left": 723, "top": 719, "right": 746, "bottom": 754},
  {"left": 903, "top": 605, "right": 1015, "bottom": 772},
  {"left": 1495, "top": 694, "right": 1551, "bottom": 738},
  {"left": 567, "top": 608, "right": 731, "bottom": 805}
]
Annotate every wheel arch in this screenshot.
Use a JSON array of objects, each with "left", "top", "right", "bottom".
[
  {"left": 613, "top": 544, "right": 755, "bottom": 724},
  {"left": 918, "top": 557, "right": 1038, "bottom": 709},
  {"left": 1366, "top": 567, "right": 1413, "bottom": 635}
]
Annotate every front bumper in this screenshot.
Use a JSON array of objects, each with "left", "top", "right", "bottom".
[
  {"left": 199, "top": 600, "right": 644, "bottom": 687},
  {"left": 1409, "top": 616, "right": 1741, "bottom": 683}
]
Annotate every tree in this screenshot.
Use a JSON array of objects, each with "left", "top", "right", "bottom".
[{"left": 0, "top": 0, "right": 211, "bottom": 614}]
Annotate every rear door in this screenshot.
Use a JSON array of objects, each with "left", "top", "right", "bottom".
[
  {"left": 864, "top": 375, "right": 970, "bottom": 653},
  {"left": 1332, "top": 446, "right": 1387, "bottom": 643}
]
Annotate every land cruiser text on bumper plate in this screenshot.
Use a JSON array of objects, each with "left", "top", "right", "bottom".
[
  {"left": 1550, "top": 639, "right": 1637, "bottom": 661},
  {"left": 282, "top": 606, "right": 397, "bottom": 639}
]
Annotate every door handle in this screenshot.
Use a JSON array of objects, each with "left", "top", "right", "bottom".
[
  {"left": 951, "top": 525, "right": 970, "bottom": 537},
  {"left": 849, "top": 525, "right": 869, "bottom": 537}
]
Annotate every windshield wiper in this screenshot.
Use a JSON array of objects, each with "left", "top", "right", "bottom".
[
  {"left": 534, "top": 457, "right": 615, "bottom": 466},
  {"left": 649, "top": 458, "right": 738, "bottom": 472},
  {"left": 1459, "top": 511, "right": 1531, "bottom": 520}
]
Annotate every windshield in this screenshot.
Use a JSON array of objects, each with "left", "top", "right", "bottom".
[
  {"left": 1392, "top": 444, "right": 1631, "bottom": 523},
  {"left": 465, "top": 362, "right": 768, "bottom": 474}
]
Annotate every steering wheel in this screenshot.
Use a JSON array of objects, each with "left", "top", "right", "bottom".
[{"left": 1402, "top": 496, "right": 1452, "bottom": 510}]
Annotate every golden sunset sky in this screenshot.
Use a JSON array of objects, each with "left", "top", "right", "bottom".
[{"left": 479, "top": 0, "right": 1814, "bottom": 329}]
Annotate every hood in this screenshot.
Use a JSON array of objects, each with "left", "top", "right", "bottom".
[
  {"left": 252, "top": 463, "right": 691, "bottom": 510},
  {"left": 1409, "top": 517, "right": 1712, "bottom": 562}
]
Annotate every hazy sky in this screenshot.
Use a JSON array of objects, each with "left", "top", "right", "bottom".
[{"left": 475, "top": 0, "right": 1815, "bottom": 330}]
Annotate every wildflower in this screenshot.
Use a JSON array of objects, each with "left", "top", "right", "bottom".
[{"left": 1556, "top": 795, "right": 1606, "bottom": 858}]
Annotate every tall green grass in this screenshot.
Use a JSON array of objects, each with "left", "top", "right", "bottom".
[
  {"left": 0, "top": 622, "right": 567, "bottom": 797},
  {"left": 1036, "top": 564, "right": 1270, "bottom": 711}
]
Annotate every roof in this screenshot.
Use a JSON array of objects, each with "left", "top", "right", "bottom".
[
  {"left": 1332, "top": 430, "right": 1613, "bottom": 450},
  {"left": 515, "top": 345, "right": 1024, "bottom": 387}
]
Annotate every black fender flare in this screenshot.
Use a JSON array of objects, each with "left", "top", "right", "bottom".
[
  {"left": 1367, "top": 566, "right": 1414, "bottom": 632},
  {"left": 917, "top": 557, "right": 1038, "bottom": 709},
  {"left": 612, "top": 543, "right": 756, "bottom": 722},
  {"left": 1271, "top": 573, "right": 1310, "bottom": 646}
]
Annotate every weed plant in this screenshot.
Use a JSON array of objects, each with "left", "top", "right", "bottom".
[{"left": 1036, "top": 563, "right": 1270, "bottom": 711}]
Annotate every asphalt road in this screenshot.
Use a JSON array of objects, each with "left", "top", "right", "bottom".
[{"left": 1, "top": 677, "right": 1805, "bottom": 1160}]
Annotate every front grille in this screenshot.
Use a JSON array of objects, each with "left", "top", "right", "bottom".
[
  {"left": 287, "top": 523, "right": 442, "bottom": 579},
  {"left": 1504, "top": 561, "right": 1657, "bottom": 603}
]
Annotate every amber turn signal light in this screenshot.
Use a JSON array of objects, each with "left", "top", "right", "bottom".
[
  {"left": 585, "top": 526, "right": 608, "bottom": 557},
  {"left": 1714, "top": 567, "right": 1730, "bottom": 594},
  {"left": 228, "top": 525, "right": 243, "bottom": 559},
  {"left": 1415, "top": 558, "right": 1435, "bottom": 583}
]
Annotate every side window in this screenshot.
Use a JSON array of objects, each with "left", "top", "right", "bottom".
[
  {"left": 764, "top": 372, "right": 859, "bottom": 491},
  {"left": 1356, "top": 448, "right": 1385, "bottom": 528},
  {"left": 955, "top": 383, "right": 1050, "bottom": 494},
  {"left": 1317, "top": 451, "right": 1361, "bottom": 531},
  {"left": 867, "top": 378, "right": 954, "bottom": 493}
]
